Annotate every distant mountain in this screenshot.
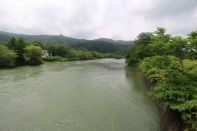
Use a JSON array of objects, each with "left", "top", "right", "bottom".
[
  {"left": 0, "top": 31, "right": 133, "bottom": 45},
  {"left": 0, "top": 30, "right": 133, "bottom": 54},
  {"left": 0, "top": 31, "right": 87, "bottom": 44},
  {"left": 94, "top": 38, "right": 132, "bottom": 45}
]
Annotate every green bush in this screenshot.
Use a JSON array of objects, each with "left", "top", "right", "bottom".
[
  {"left": 139, "top": 56, "right": 197, "bottom": 130},
  {"left": 45, "top": 45, "right": 104, "bottom": 61},
  {"left": 43, "top": 56, "right": 68, "bottom": 62},
  {"left": 24, "top": 45, "right": 43, "bottom": 65},
  {"left": 127, "top": 27, "right": 197, "bottom": 130},
  {"left": 139, "top": 56, "right": 181, "bottom": 82},
  {"left": 0, "top": 44, "right": 17, "bottom": 67},
  {"left": 183, "top": 59, "right": 197, "bottom": 79}
]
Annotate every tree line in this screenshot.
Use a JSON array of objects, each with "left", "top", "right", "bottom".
[
  {"left": 0, "top": 37, "right": 43, "bottom": 67},
  {"left": 0, "top": 37, "right": 124, "bottom": 68},
  {"left": 126, "top": 27, "right": 197, "bottom": 130}
]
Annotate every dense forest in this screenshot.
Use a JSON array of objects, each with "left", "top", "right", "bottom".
[
  {"left": 126, "top": 27, "right": 197, "bottom": 130},
  {"left": 0, "top": 37, "right": 127, "bottom": 68}
]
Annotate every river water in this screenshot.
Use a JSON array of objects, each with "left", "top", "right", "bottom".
[{"left": 0, "top": 59, "right": 160, "bottom": 131}]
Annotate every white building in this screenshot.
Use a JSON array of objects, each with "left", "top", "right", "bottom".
[{"left": 42, "top": 50, "right": 52, "bottom": 58}]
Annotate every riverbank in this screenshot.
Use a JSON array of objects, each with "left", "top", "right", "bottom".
[
  {"left": 141, "top": 72, "right": 183, "bottom": 131},
  {"left": 138, "top": 56, "right": 197, "bottom": 131},
  {"left": 126, "top": 28, "right": 197, "bottom": 131},
  {"left": 42, "top": 54, "right": 123, "bottom": 62},
  {"left": 0, "top": 37, "right": 126, "bottom": 69}
]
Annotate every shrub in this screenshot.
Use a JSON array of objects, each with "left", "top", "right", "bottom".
[
  {"left": 43, "top": 56, "right": 68, "bottom": 62},
  {"left": 0, "top": 44, "right": 17, "bottom": 67},
  {"left": 139, "top": 56, "right": 197, "bottom": 130},
  {"left": 24, "top": 45, "right": 43, "bottom": 65}
]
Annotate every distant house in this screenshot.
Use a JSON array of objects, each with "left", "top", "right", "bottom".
[{"left": 42, "top": 50, "right": 52, "bottom": 58}]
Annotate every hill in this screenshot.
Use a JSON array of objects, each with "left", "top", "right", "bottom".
[{"left": 0, "top": 30, "right": 133, "bottom": 54}]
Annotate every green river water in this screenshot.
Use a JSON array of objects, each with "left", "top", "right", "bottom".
[{"left": 0, "top": 59, "right": 160, "bottom": 131}]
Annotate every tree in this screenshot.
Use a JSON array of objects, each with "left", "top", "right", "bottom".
[
  {"left": 152, "top": 27, "right": 171, "bottom": 43},
  {"left": 169, "top": 36, "right": 187, "bottom": 63},
  {"left": 126, "top": 32, "right": 153, "bottom": 65},
  {"left": 127, "top": 28, "right": 197, "bottom": 130},
  {"left": 7, "top": 37, "right": 17, "bottom": 49},
  {"left": 24, "top": 45, "right": 43, "bottom": 65},
  {"left": 188, "top": 31, "right": 197, "bottom": 39},
  {"left": 155, "top": 27, "right": 166, "bottom": 36},
  {"left": 0, "top": 44, "right": 17, "bottom": 67},
  {"left": 56, "top": 45, "right": 71, "bottom": 57},
  {"left": 31, "top": 42, "right": 44, "bottom": 49},
  {"left": 187, "top": 31, "right": 197, "bottom": 59},
  {"left": 45, "top": 44, "right": 58, "bottom": 55},
  {"left": 135, "top": 32, "right": 153, "bottom": 45},
  {"left": 7, "top": 37, "right": 27, "bottom": 65}
]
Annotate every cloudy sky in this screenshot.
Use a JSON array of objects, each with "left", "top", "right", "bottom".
[{"left": 0, "top": 0, "right": 197, "bottom": 40}]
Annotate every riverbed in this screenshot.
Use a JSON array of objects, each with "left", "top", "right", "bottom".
[{"left": 0, "top": 59, "right": 160, "bottom": 131}]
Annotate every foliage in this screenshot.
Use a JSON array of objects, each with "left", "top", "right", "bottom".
[
  {"left": 43, "top": 56, "right": 68, "bottom": 62},
  {"left": 135, "top": 32, "right": 153, "bottom": 45},
  {"left": 126, "top": 44, "right": 152, "bottom": 65},
  {"left": 0, "top": 36, "right": 127, "bottom": 68},
  {"left": 0, "top": 44, "right": 17, "bottom": 67},
  {"left": 168, "top": 36, "right": 187, "bottom": 63},
  {"left": 183, "top": 59, "right": 197, "bottom": 79},
  {"left": 139, "top": 56, "right": 197, "bottom": 130},
  {"left": 127, "top": 27, "right": 197, "bottom": 130},
  {"left": 24, "top": 45, "right": 43, "bottom": 65},
  {"left": 70, "top": 41, "right": 130, "bottom": 56},
  {"left": 7, "top": 37, "right": 27, "bottom": 65},
  {"left": 45, "top": 44, "right": 104, "bottom": 61},
  {"left": 186, "top": 31, "right": 197, "bottom": 59},
  {"left": 139, "top": 56, "right": 181, "bottom": 82},
  {"left": 126, "top": 27, "right": 197, "bottom": 66}
]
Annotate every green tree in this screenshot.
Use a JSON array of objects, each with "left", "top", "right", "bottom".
[
  {"left": 45, "top": 44, "right": 58, "bottom": 55},
  {"left": 24, "top": 45, "right": 43, "bottom": 65},
  {"left": 169, "top": 36, "right": 187, "bottom": 63},
  {"left": 187, "top": 31, "right": 197, "bottom": 59},
  {"left": 0, "top": 44, "right": 17, "bottom": 67},
  {"left": 56, "top": 45, "right": 71, "bottom": 57},
  {"left": 126, "top": 32, "right": 153, "bottom": 65},
  {"left": 31, "top": 42, "right": 44, "bottom": 49},
  {"left": 152, "top": 27, "right": 171, "bottom": 43},
  {"left": 135, "top": 32, "right": 153, "bottom": 45},
  {"left": 188, "top": 31, "right": 197, "bottom": 39},
  {"left": 7, "top": 37, "right": 17, "bottom": 49},
  {"left": 149, "top": 27, "right": 171, "bottom": 56},
  {"left": 7, "top": 37, "right": 27, "bottom": 65},
  {"left": 126, "top": 28, "right": 197, "bottom": 130}
]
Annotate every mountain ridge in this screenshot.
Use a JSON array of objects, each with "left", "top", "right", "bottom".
[{"left": 0, "top": 30, "right": 133, "bottom": 45}]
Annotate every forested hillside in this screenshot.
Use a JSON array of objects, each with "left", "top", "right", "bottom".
[{"left": 0, "top": 31, "right": 133, "bottom": 54}]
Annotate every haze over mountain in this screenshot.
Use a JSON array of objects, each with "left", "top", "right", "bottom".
[{"left": 0, "top": 30, "right": 132, "bottom": 45}]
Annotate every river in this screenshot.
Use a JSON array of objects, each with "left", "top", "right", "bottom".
[{"left": 0, "top": 59, "right": 160, "bottom": 131}]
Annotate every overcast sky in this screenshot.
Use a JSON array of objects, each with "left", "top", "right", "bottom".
[{"left": 0, "top": 0, "right": 197, "bottom": 40}]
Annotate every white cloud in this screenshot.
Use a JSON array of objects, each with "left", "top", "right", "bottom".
[{"left": 0, "top": 0, "right": 197, "bottom": 40}]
